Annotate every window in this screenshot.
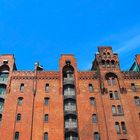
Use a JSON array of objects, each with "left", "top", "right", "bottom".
[
  {"left": 0, "top": 98, "right": 4, "bottom": 111},
  {"left": 90, "top": 97, "right": 95, "bottom": 106},
  {"left": 111, "top": 60, "right": 115, "bottom": 67},
  {"left": 107, "top": 52, "right": 111, "bottom": 58},
  {"left": 92, "top": 114, "right": 97, "bottom": 123},
  {"left": 109, "top": 91, "right": 114, "bottom": 99},
  {"left": 18, "top": 97, "right": 23, "bottom": 106},
  {"left": 14, "top": 132, "right": 19, "bottom": 140},
  {"left": 0, "top": 114, "right": 2, "bottom": 122},
  {"left": 89, "top": 84, "right": 93, "bottom": 92},
  {"left": 3, "top": 60, "right": 8, "bottom": 65},
  {"left": 121, "top": 122, "right": 127, "bottom": 134},
  {"left": 131, "top": 83, "right": 136, "bottom": 91},
  {"left": 16, "top": 114, "right": 21, "bottom": 122},
  {"left": 44, "top": 98, "right": 49, "bottom": 106},
  {"left": 45, "top": 84, "right": 49, "bottom": 92},
  {"left": 118, "top": 105, "right": 123, "bottom": 115},
  {"left": 114, "top": 91, "right": 119, "bottom": 100},
  {"left": 0, "top": 85, "right": 6, "bottom": 95},
  {"left": 94, "top": 132, "right": 100, "bottom": 140},
  {"left": 20, "top": 84, "right": 24, "bottom": 92},
  {"left": 44, "top": 132, "right": 48, "bottom": 140},
  {"left": 44, "top": 114, "right": 48, "bottom": 122},
  {"left": 112, "top": 105, "right": 117, "bottom": 115},
  {"left": 134, "top": 96, "right": 140, "bottom": 106},
  {"left": 107, "top": 78, "right": 111, "bottom": 86},
  {"left": 102, "top": 60, "right": 106, "bottom": 67},
  {"left": 112, "top": 78, "right": 116, "bottom": 85},
  {"left": 115, "top": 122, "right": 121, "bottom": 134}
]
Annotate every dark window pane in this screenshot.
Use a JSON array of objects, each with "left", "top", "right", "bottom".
[
  {"left": 121, "top": 122, "right": 127, "bottom": 134},
  {"left": 15, "top": 132, "right": 19, "bottom": 140}
]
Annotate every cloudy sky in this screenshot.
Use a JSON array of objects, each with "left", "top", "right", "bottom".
[{"left": 0, "top": 0, "right": 140, "bottom": 70}]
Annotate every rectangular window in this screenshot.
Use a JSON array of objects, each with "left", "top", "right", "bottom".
[
  {"left": 109, "top": 91, "right": 114, "bottom": 99},
  {"left": 14, "top": 132, "right": 19, "bottom": 140},
  {"left": 44, "top": 133, "right": 48, "bottom": 140},
  {"left": 121, "top": 122, "right": 127, "bottom": 134},
  {"left": 45, "top": 84, "right": 49, "bottom": 92},
  {"left": 18, "top": 97, "right": 23, "bottom": 106},
  {"left": 92, "top": 114, "right": 97, "bottom": 123},
  {"left": 112, "top": 78, "right": 116, "bottom": 85},
  {"left": 115, "top": 122, "right": 121, "bottom": 134},
  {"left": 44, "top": 114, "right": 48, "bottom": 122},
  {"left": 114, "top": 91, "right": 119, "bottom": 100},
  {"left": 118, "top": 105, "right": 123, "bottom": 115},
  {"left": 44, "top": 98, "right": 49, "bottom": 106},
  {"left": 94, "top": 132, "right": 100, "bottom": 140},
  {"left": 16, "top": 114, "right": 21, "bottom": 122},
  {"left": 90, "top": 97, "right": 95, "bottom": 106},
  {"left": 112, "top": 105, "right": 117, "bottom": 115},
  {"left": 20, "top": 84, "right": 24, "bottom": 92},
  {"left": 131, "top": 83, "right": 136, "bottom": 91}
]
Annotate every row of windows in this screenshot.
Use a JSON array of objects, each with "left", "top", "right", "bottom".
[
  {"left": 16, "top": 114, "right": 49, "bottom": 122},
  {"left": 17, "top": 97, "right": 49, "bottom": 106},
  {"left": 14, "top": 132, "right": 48, "bottom": 140},
  {"left": 20, "top": 84, "right": 49, "bottom": 92}
]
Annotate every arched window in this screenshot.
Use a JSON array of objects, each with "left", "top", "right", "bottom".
[
  {"left": 20, "top": 83, "right": 24, "bottom": 92},
  {"left": 18, "top": 97, "right": 23, "bottom": 106},
  {"left": 94, "top": 132, "right": 100, "bottom": 140},
  {"left": 111, "top": 60, "right": 115, "bottom": 67},
  {"left": 107, "top": 52, "right": 111, "bottom": 58},
  {"left": 115, "top": 122, "right": 121, "bottom": 134},
  {"left": 90, "top": 97, "right": 96, "bottom": 106},
  {"left": 112, "top": 105, "right": 117, "bottom": 115},
  {"left": 121, "top": 122, "right": 127, "bottom": 134},
  {"left": 89, "top": 84, "right": 93, "bottom": 92},
  {"left": 117, "top": 105, "right": 123, "bottom": 115},
  {"left": 105, "top": 73, "right": 118, "bottom": 86},
  {"left": 134, "top": 96, "right": 140, "bottom": 106},
  {"left": 14, "top": 132, "right": 19, "bottom": 140},
  {"left": 106, "top": 60, "right": 110, "bottom": 67},
  {"left": 44, "top": 132, "right": 48, "bottom": 140},
  {"left": 102, "top": 60, "right": 106, "bottom": 67},
  {"left": 45, "top": 84, "right": 49, "bottom": 92}
]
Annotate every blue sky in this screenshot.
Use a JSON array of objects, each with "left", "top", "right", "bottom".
[{"left": 0, "top": 0, "right": 140, "bottom": 70}]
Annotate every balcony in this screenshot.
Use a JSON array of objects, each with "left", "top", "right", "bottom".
[
  {"left": 64, "top": 94, "right": 76, "bottom": 100},
  {"left": 65, "top": 122, "right": 78, "bottom": 133},
  {"left": 63, "top": 78, "right": 75, "bottom": 85},
  {"left": 0, "top": 77, "right": 8, "bottom": 85}
]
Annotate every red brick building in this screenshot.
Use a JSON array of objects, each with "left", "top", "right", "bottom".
[{"left": 0, "top": 47, "right": 140, "bottom": 140}]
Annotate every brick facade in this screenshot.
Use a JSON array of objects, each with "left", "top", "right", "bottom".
[{"left": 0, "top": 47, "right": 140, "bottom": 140}]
